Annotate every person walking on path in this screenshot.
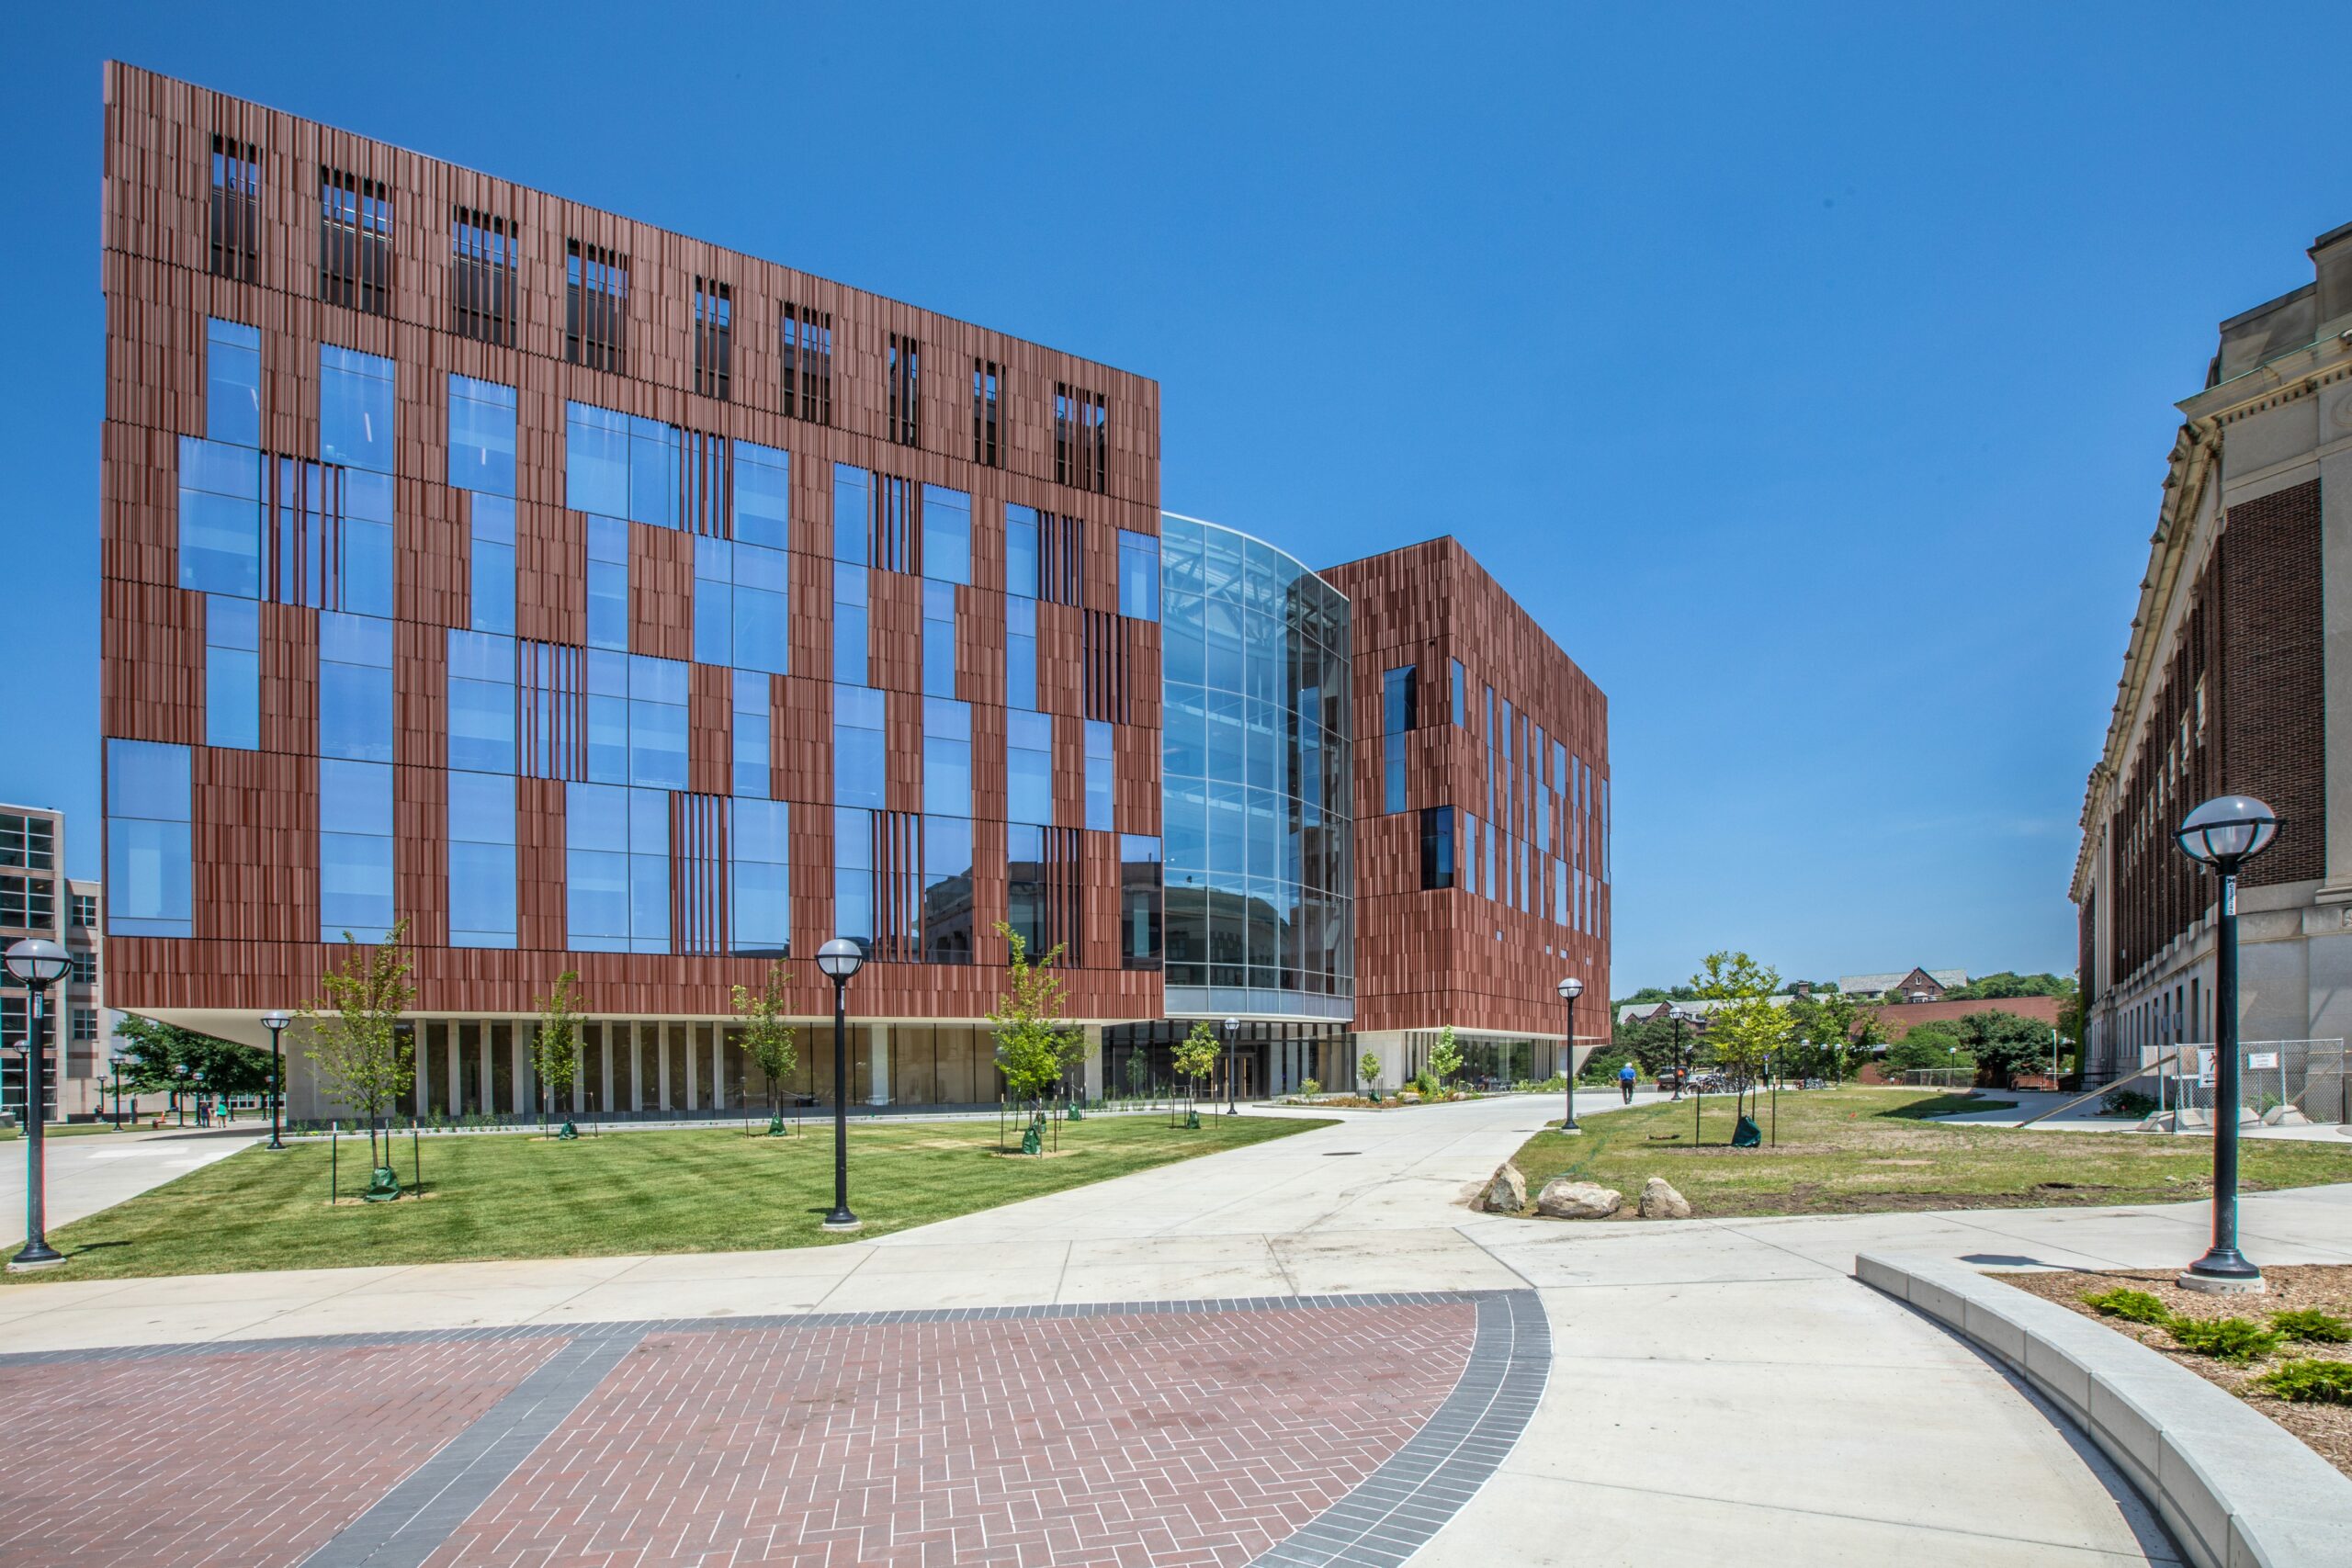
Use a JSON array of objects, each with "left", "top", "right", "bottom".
[{"left": 1619, "top": 1060, "right": 1637, "bottom": 1103}]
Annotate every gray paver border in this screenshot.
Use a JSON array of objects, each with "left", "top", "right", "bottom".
[{"left": 1858, "top": 1250, "right": 2352, "bottom": 1568}]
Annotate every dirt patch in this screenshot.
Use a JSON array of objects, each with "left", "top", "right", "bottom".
[
  {"left": 985, "top": 1147, "right": 1084, "bottom": 1160},
  {"left": 1996, "top": 1265, "right": 2352, "bottom": 1480}
]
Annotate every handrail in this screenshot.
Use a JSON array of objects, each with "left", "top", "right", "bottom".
[{"left": 2013, "top": 1050, "right": 2181, "bottom": 1128}]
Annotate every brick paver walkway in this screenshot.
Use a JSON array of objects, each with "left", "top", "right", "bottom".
[{"left": 0, "top": 1297, "right": 1528, "bottom": 1568}]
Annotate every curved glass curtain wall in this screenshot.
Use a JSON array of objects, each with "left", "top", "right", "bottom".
[{"left": 1158, "top": 513, "right": 1353, "bottom": 1021}]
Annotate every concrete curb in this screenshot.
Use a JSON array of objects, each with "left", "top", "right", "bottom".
[{"left": 1856, "top": 1251, "right": 2352, "bottom": 1568}]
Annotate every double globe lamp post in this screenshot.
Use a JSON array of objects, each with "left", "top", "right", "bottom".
[
  {"left": 2171, "top": 794, "right": 2278, "bottom": 1295},
  {"left": 6, "top": 938, "right": 73, "bottom": 1271},
  {"left": 815, "top": 938, "right": 866, "bottom": 1233},
  {"left": 1556, "top": 976, "right": 1584, "bottom": 1134}
]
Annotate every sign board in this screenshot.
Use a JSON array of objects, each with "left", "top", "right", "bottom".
[
  {"left": 2248, "top": 1052, "right": 2279, "bottom": 1070},
  {"left": 2197, "top": 1048, "right": 2217, "bottom": 1089}
]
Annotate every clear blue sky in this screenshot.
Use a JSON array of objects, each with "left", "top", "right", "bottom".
[{"left": 6, "top": 3, "right": 2347, "bottom": 994}]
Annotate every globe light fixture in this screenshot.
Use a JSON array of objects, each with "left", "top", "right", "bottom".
[
  {"left": 1556, "top": 977, "right": 1585, "bottom": 1134},
  {"left": 5, "top": 939, "right": 71, "bottom": 1270},
  {"left": 260, "top": 1010, "right": 291, "bottom": 1151},
  {"left": 816, "top": 939, "right": 866, "bottom": 1231},
  {"left": 2171, "top": 794, "right": 2280, "bottom": 1294}
]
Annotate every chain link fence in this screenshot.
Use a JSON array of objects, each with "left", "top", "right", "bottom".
[{"left": 2137, "top": 1039, "right": 2347, "bottom": 1126}]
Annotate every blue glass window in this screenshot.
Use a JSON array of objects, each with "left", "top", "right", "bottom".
[
  {"left": 178, "top": 436, "right": 264, "bottom": 598},
  {"left": 206, "top": 319, "right": 262, "bottom": 448},
  {"left": 1085, "top": 721, "right": 1114, "bottom": 831},
  {"left": 1118, "top": 530, "right": 1159, "bottom": 621},
  {"left": 448, "top": 629, "right": 515, "bottom": 774},
  {"left": 923, "top": 699, "right": 972, "bottom": 818},
  {"left": 833, "top": 684, "right": 886, "bottom": 810},
  {"left": 204, "top": 595, "right": 260, "bottom": 750},
  {"left": 587, "top": 514, "right": 629, "bottom": 652},
  {"left": 447, "top": 375, "right": 516, "bottom": 496},
  {"left": 106, "top": 739, "right": 192, "bottom": 937},
  {"left": 319, "top": 344, "right": 395, "bottom": 474},
  {"left": 833, "top": 806, "right": 874, "bottom": 947},
  {"left": 1008, "top": 711, "right": 1053, "bottom": 827},
  {"left": 627, "top": 414, "right": 676, "bottom": 528},
  {"left": 319, "top": 612, "right": 393, "bottom": 763},
  {"left": 1004, "top": 504, "right": 1039, "bottom": 599},
  {"left": 470, "top": 495, "right": 516, "bottom": 636},
  {"left": 922, "top": 580, "right": 957, "bottom": 699},
  {"left": 1382, "top": 665, "right": 1418, "bottom": 814},
  {"left": 694, "top": 536, "right": 732, "bottom": 667},
  {"left": 833, "top": 561, "right": 869, "bottom": 685},
  {"left": 586, "top": 649, "right": 628, "bottom": 784},
  {"left": 732, "top": 543, "right": 788, "bottom": 675},
  {"left": 922, "top": 484, "right": 971, "bottom": 585},
  {"left": 564, "top": 782, "right": 668, "bottom": 953},
  {"left": 1451, "top": 659, "right": 1466, "bottom": 726},
  {"left": 628, "top": 655, "right": 688, "bottom": 790},
  {"left": 734, "top": 440, "right": 790, "bottom": 550},
  {"left": 338, "top": 469, "right": 396, "bottom": 620},
  {"left": 564, "top": 402, "right": 629, "bottom": 518},
  {"left": 319, "top": 758, "right": 394, "bottom": 942},
  {"left": 1121, "top": 833, "right": 1162, "bottom": 967},
  {"left": 1005, "top": 595, "right": 1037, "bottom": 712},
  {"left": 447, "top": 769, "right": 517, "bottom": 948},
  {"left": 922, "top": 814, "right": 974, "bottom": 963},
  {"left": 732, "top": 668, "right": 770, "bottom": 798},
  {"left": 832, "top": 464, "right": 870, "bottom": 565},
  {"left": 731, "top": 796, "right": 789, "bottom": 956}
]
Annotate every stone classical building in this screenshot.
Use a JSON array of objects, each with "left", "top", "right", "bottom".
[{"left": 2071, "top": 220, "right": 2352, "bottom": 1081}]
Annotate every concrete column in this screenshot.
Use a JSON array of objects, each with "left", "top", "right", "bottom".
[
  {"left": 712, "top": 1027, "right": 727, "bottom": 1111},
  {"left": 446, "top": 1027, "right": 461, "bottom": 1116},
  {"left": 1080, "top": 1024, "right": 1103, "bottom": 1099},
  {"left": 684, "top": 1023, "right": 699, "bottom": 1112},
  {"left": 867, "top": 1023, "right": 890, "bottom": 1106},
  {"left": 598, "top": 1023, "right": 613, "bottom": 1113},
  {"left": 516, "top": 1021, "right": 536, "bottom": 1118},
  {"left": 657, "top": 1024, "right": 673, "bottom": 1113},
  {"left": 413, "top": 1026, "right": 432, "bottom": 1118},
  {"left": 2317, "top": 438, "right": 2352, "bottom": 900},
  {"left": 571, "top": 1031, "right": 585, "bottom": 1113},
  {"left": 629, "top": 1021, "right": 644, "bottom": 1113}
]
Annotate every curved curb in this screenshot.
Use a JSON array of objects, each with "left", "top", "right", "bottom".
[
  {"left": 1250, "top": 1289, "right": 1549, "bottom": 1567},
  {"left": 1858, "top": 1251, "right": 2352, "bottom": 1568}
]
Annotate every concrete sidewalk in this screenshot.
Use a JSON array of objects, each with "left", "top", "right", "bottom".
[{"left": 0, "top": 1126, "right": 261, "bottom": 1251}]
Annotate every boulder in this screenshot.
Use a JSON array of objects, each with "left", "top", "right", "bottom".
[
  {"left": 1399, "top": 1091, "right": 1422, "bottom": 1104},
  {"left": 1534, "top": 1179, "right": 1622, "bottom": 1220},
  {"left": 1478, "top": 1161, "right": 1528, "bottom": 1213},
  {"left": 1637, "top": 1176, "right": 1692, "bottom": 1220}
]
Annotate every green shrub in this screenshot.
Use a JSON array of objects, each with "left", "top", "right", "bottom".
[
  {"left": 2100, "top": 1089, "right": 2155, "bottom": 1118},
  {"left": 2251, "top": 1358, "right": 2352, "bottom": 1404},
  {"left": 2082, "top": 1288, "right": 2172, "bottom": 1326},
  {"left": 1298, "top": 1078, "right": 1321, "bottom": 1097},
  {"left": 2269, "top": 1308, "right": 2352, "bottom": 1344},
  {"left": 2166, "top": 1315, "right": 2284, "bottom": 1364}
]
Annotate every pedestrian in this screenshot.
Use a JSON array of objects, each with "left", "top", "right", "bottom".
[
  {"left": 1618, "top": 1059, "right": 1637, "bottom": 1104},
  {"left": 195, "top": 1097, "right": 209, "bottom": 1129}
]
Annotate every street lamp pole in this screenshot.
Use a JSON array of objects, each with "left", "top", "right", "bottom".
[
  {"left": 2172, "top": 795, "right": 2279, "bottom": 1295},
  {"left": 1556, "top": 977, "right": 1584, "bottom": 1134},
  {"left": 816, "top": 939, "right": 866, "bottom": 1232},
  {"left": 7, "top": 939, "right": 73, "bottom": 1271},
  {"left": 261, "top": 1011, "right": 290, "bottom": 1150},
  {"left": 1223, "top": 1017, "right": 1239, "bottom": 1115}
]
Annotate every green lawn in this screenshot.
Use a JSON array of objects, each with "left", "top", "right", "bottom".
[
  {"left": 1503, "top": 1087, "right": 2352, "bottom": 1218},
  {"left": 0, "top": 1122, "right": 142, "bottom": 1141},
  {"left": 10, "top": 1112, "right": 1325, "bottom": 1282}
]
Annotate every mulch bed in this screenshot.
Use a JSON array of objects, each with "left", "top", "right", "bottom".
[{"left": 1996, "top": 1264, "right": 2352, "bottom": 1480}]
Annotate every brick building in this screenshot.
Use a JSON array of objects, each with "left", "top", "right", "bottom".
[
  {"left": 2070, "top": 220, "right": 2352, "bottom": 1081},
  {"left": 1, "top": 805, "right": 112, "bottom": 1121},
  {"left": 97, "top": 64, "right": 1609, "bottom": 1119}
]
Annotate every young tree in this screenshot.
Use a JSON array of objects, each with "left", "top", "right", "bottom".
[
  {"left": 532, "top": 970, "right": 583, "bottom": 1135},
  {"left": 1357, "top": 1051, "right": 1384, "bottom": 1100},
  {"left": 732, "top": 960, "right": 799, "bottom": 1132},
  {"left": 1689, "top": 951, "right": 1793, "bottom": 1105},
  {"left": 988, "top": 922, "right": 1085, "bottom": 1116},
  {"left": 302, "top": 921, "right": 416, "bottom": 1183},
  {"left": 1428, "top": 1026, "right": 1464, "bottom": 1089},
  {"left": 1172, "top": 1021, "right": 1221, "bottom": 1100}
]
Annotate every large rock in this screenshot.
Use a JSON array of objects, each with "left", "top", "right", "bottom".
[
  {"left": 1638, "top": 1176, "right": 1692, "bottom": 1220},
  {"left": 1534, "top": 1179, "right": 1622, "bottom": 1220},
  {"left": 1478, "top": 1161, "right": 1528, "bottom": 1213}
]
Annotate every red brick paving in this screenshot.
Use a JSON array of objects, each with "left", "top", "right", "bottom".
[
  {"left": 426, "top": 1303, "right": 1473, "bottom": 1568},
  {"left": 0, "top": 1337, "right": 560, "bottom": 1568}
]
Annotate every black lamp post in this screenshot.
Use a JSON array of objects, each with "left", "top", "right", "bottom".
[
  {"left": 1223, "top": 1017, "right": 1239, "bottom": 1115},
  {"left": 2172, "top": 794, "right": 2279, "bottom": 1295},
  {"left": 261, "top": 1010, "right": 290, "bottom": 1150},
  {"left": 173, "top": 1062, "right": 189, "bottom": 1126},
  {"left": 1556, "top": 976, "right": 1584, "bottom": 1134},
  {"left": 815, "top": 938, "right": 865, "bottom": 1232},
  {"left": 7, "top": 938, "right": 72, "bottom": 1271},
  {"left": 1668, "top": 1007, "right": 1691, "bottom": 1100}
]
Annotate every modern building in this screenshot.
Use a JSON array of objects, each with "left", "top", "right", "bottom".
[
  {"left": 97, "top": 63, "right": 1610, "bottom": 1119},
  {"left": 1, "top": 804, "right": 111, "bottom": 1122},
  {"left": 2070, "top": 220, "right": 2352, "bottom": 1082}
]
